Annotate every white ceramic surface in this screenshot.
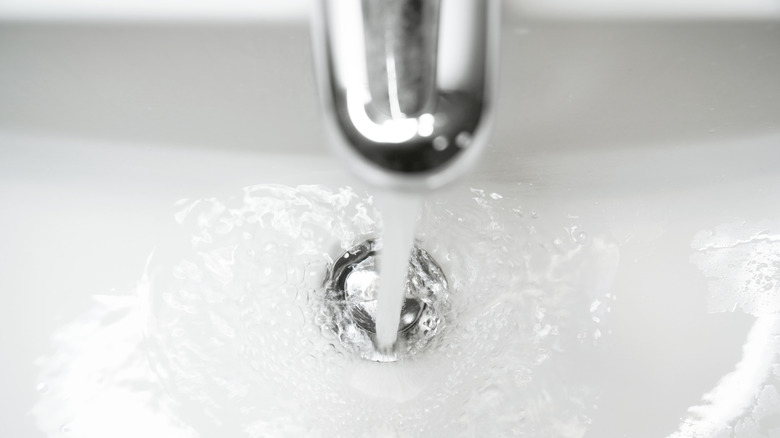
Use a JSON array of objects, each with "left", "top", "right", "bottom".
[{"left": 1, "top": 8, "right": 780, "bottom": 438}]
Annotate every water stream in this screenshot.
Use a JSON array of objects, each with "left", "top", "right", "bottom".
[{"left": 373, "top": 191, "right": 423, "bottom": 349}]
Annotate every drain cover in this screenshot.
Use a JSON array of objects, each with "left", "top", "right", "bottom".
[{"left": 323, "top": 239, "right": 448, "bottom": 361}]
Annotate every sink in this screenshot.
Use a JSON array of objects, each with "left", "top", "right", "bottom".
[{"left": 2, "top": 5, "right": 780, "bottom": 437}]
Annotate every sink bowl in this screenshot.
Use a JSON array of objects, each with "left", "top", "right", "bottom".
[{"left": 2, "top": 5, "right": 780, "bottom": 437}]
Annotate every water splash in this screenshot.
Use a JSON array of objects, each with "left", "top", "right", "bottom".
[
  {"left": 32, "top": 183, "right": 618, "bottom": 437},
  {"left": 669, "top": 316, "right": 780, "bottom": 438},
  {"left": 691, "top": 220, "right": 780, "bottom": 315},
  {"left": 669, "top": 220, "right": 780, "bottom": 437}
]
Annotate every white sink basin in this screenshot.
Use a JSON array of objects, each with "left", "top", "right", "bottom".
[{"left": 1, "top": 10, "right": 780, "bottom": 438}]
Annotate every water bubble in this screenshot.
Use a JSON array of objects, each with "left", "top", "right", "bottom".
[{"left": 575, "top": 231, "right": 588, "bottom": 243}]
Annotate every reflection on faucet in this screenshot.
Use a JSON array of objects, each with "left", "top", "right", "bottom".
[{"left": 311, "top": 0, "right": 500, "bottom": 190}]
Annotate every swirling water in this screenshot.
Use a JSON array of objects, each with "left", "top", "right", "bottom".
[{"left": 32, "top": 184, "right": 620, "bottom": 437}]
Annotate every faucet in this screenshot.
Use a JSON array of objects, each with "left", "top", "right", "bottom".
[{"left": 311, "top": 0, "right": 500, "bottom": 191}]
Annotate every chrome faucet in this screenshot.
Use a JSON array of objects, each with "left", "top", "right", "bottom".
[{"left": 311, "top": 0, "right": 500, "bottom": 191}]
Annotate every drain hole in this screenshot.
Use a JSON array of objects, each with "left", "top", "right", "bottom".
[
  {"left": 349, "top": 298, "right": 425, "bottom": 335},
  {"left": 323, "top": 239, "right": 448, "bottom": 361}
]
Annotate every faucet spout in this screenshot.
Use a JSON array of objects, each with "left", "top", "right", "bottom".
[
  {"left": 311, "top": 0, "right": 500, "bottom": 190},
  {"left": 362, "top": 0, "right": 441, "bottom": 119}
]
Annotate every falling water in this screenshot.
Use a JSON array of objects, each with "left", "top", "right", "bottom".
[{"left": 373, "top": 191, "right": 423, "bottom": 350}]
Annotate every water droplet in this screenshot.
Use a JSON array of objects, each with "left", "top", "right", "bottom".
[
  {"left": 530, "top": 210, "right": 538, "bottom": 219},
  {"left": 36, "top": 382, "right": 48, "bottom": 393},
  {"left": 575, "top": 231, "right": 588, "bottom": 243},
  {"left": 489, "top": 192, "right": 503, "bottom": 200}
]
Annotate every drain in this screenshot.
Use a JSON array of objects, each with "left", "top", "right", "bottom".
[{"left": 323, "top": 239, "right": 448, "bottom": 362}]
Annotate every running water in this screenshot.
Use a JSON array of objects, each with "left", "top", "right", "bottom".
[
  {"left": 373, "top": 191, "right": 423, "bottom": 350},
  {"left": 32, "top": 183, "right": 611, "bottom": 437}
]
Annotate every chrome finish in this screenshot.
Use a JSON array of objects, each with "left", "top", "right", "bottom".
[
  {"left": 311, "top": 0, "right": 500, "bottom": 190},
  {"left": 323, "top": 239, "right": 448, "bottom": 362}
]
